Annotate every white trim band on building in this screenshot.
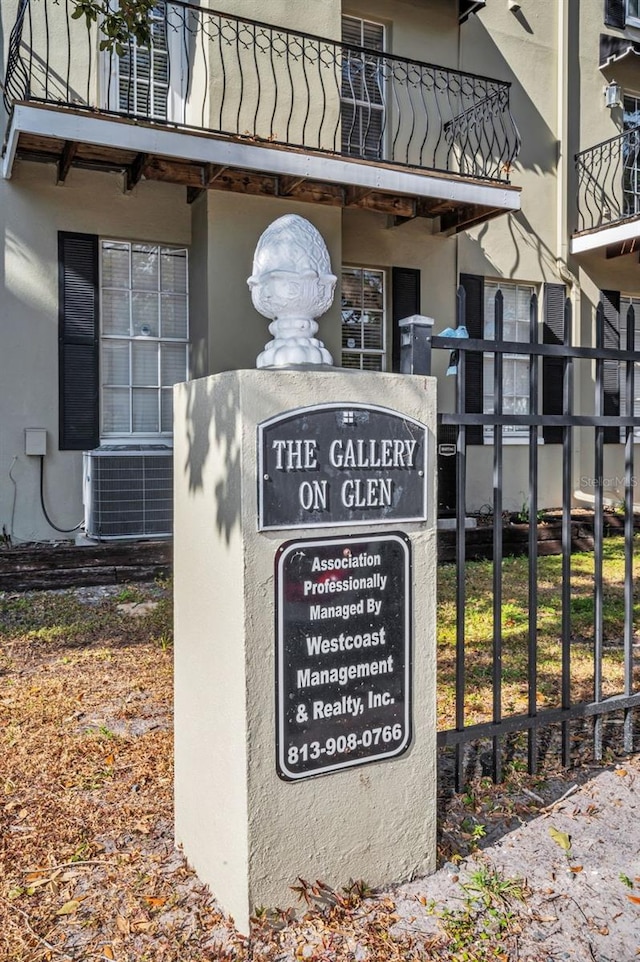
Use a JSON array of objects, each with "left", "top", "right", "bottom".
[
  {"left": 571, "top": 218, "right": 640, "bottom": 254},
  {"left": 3, "top": 104, "right": 521, "bottom": 213}
]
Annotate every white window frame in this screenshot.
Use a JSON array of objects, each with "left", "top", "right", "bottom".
[
  {"left": 99, "top": 239, "right": 189, "bottom": 443},
  {"left": 340, "top": 266, "right": 387, "bottom": 372},
  {"left": 627, "top": 0, "right": 640, "bottom": 28},
  {"left": 100, "top": 1, "right": 186, "bottom": 123},
  {"left": 619, "top": 295, "right": 640, "bottom": 441},
  {"left": 482, "top": 280, "right": 537, "bottom": 444},
  {"left": 341, "top": 15, "right": 387, "bottom": 161},
  {"left": 622, "top": 94, "right": 640, "bottom": 217}
]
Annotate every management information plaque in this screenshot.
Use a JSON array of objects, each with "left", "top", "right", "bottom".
[{"left": 276, "top": 532, "right": 411, "bottom": 780}]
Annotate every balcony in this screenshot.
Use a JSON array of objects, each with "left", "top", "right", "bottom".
[
  {"left": 3, "top": 0, "right": 520, "bottom": 231},
  {"left": 573, "top": 126, "right": 640, "bottom": 255}
]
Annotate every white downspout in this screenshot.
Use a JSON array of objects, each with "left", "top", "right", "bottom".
[{"left": 556, "top": 1, "right": 581, "bottom": 509}]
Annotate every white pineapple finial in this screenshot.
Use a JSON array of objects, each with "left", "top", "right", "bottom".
[{"left": 248, "top": 214, "right": 336, "bottom": 368}]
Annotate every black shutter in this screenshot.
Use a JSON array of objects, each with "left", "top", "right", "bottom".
[
  {"left": 460, "top": 273, "right": 484, "bottom": 445},
  {"left": 601, "top": 289, "right": 621, "bottom": 443},
  {"left": 542, "top": 282, "right": 566, "bottom": 444},
  {"left": 58, "top": 232, "right": 100, "bottom": 450},
  {"left": 391, "top": 267, "right": 420, "bottom": 372},
  {"left": 604, "top": 0, "right": 626, "bottom": 28}
]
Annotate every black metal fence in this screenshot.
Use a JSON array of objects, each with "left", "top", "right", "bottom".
[
  {"left": 403, "top": 290, "right": 640, "bottom": 788},
  {"left": 4, "top": 0, "right": 520, "bottom": 182},
  {"left": 576, "top": 126, "right": 640, "bottom": 233}
]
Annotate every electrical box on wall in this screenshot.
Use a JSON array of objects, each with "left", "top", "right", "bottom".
[{"left": 25, "top": 428, "right": 47, "bottom": 456}]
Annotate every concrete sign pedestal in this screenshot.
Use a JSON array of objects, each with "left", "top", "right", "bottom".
[{"left": 174, "top": 368, "right": 437, "bottom": 933}]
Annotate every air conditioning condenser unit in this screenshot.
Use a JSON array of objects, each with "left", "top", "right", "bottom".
[{"left": 83, "top": 445, "right": 173, "bottom": 540}]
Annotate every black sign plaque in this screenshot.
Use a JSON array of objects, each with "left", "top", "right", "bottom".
[
  {"left": 276, "top": 532, "right": 411, "bottom": 780},
  {"left": 258, "top": 403, "right": 428, "bottom": 530}
]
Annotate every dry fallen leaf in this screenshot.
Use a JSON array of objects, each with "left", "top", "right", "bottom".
[
  {"left": 55, "top": 898, "right": 82, "bottom": 916},
  {"left": 24, "top": 875, "right": 53, "bottom": 889},
  {"left": 628, "top": 894, "right": 640, "bottom": 905},
  {"left": 115, "top": 914, "right": 130, "bottom": 935},
  {"left": 569, "top": 865, "right": 583, "bottom": 873},
  {"left": 615, "top": 769, "right": 628, "bottom": 777},
  {"left": 143, "top": 896, "right": 167, "bottom": 908},
  {"left": 549, "top": 826, "right": 572, "bottom": 852},
  {"left": 102, "top": 947, "right": 115, "bottom": 960}
]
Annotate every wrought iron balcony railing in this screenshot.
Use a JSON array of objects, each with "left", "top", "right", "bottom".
[
  {"left": 4, "top": 0, "right": 520, "bottom": 183},
  {"left": 575, "top": 126, "right": 640, "bottom": 234}
]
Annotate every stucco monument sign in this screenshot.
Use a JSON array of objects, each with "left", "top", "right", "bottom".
[{"left": 173, "top": 214, "right": 437, "bottom": 933}]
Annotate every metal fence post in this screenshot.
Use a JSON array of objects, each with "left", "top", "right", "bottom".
[{"left": 398, "top": 314, "right": 435, "bottom": 376}]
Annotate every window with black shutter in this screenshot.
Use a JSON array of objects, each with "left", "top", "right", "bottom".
[
  {"left": 58, "top": 232, "right": 100, "bottom": 451},
  {"left": 464, "top": 275, "right": 560, "bottom": 444},
  {"left": 340, "top": 265, "right": 420, "bottom": 373},
  {"left": 100, "top": 240, "right": 189, "bottom": 436},
  {"left": 341, "top": 266, "right": 387, "bottom": 371}
]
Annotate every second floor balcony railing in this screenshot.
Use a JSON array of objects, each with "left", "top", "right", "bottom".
[
  {"left": 576, "top": 126, "right": 640, "bottom": 234},
  {"left": 4, "top": 0, "right": 520, "bottom": 184}
]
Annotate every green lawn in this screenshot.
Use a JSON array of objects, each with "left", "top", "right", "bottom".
[{"left": 437, "top": 535, "right": 640, "bottom": 730}]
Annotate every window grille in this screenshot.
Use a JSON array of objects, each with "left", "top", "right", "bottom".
[
  {"left": 483, "top": 281, "right": 535, "bottom": 440},
  {"left": 341, "top": 16, "right": 385, "bottom": 160},
  {"left": 100, "top": 240, "right": 189, "bottom": 438},
  {"left": 118, "top": 2, "right": 169, "bottom": 119},
  {"left": 341, "top": 267, "right": 386, "bottom": 371}
]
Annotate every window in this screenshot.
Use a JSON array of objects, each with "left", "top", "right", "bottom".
[
  {"left": 341, "top": 16, "right": 386, "bottom": 160},
  {"left": 628, "top": 0, "right": 640, "bottom": 26},
  {"left": 100, "top": 241, "right": 188, "bottom": 438},
  {"left": 605, "top": 0, "right": 640, "bottom": 28},
  {"left": 623, "top": 96, "right": 640, "bottom": 216},
  {"left": 117, "top": 2, "right": 170, "bottom": 119},
  {"left": 483, "top": 281, "right": 535, "bottom": 441},
  {"left": 341, "top": 267, "right": 386, "bottom": 371},
  {"left": 102, "top": 2, "right": 179, "bottom": 120},
  {"left": 620, "top": 296, "right": 640, "bottom": 439}
]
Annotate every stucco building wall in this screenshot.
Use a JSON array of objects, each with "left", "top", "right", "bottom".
[
  {"left": 0, "top": 164, "right": 189, "bottom": 540},
  {"left": 1, "top": 0, "right": 639, "bottom": 537}
]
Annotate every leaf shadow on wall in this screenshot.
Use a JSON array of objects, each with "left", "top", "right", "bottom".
[{"left": 182, "top": 374, "right": 242, "bottom": 546}]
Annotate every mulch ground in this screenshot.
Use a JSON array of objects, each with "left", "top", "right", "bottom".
[{"left": 1, "top": 583, "right": 638, "bottom": 961}]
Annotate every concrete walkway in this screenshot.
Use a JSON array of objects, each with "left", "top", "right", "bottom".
[{"left": 391, "top": 754, "right": 640, "bottom": 960}]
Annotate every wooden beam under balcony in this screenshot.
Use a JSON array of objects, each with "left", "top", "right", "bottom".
[
  {"left": 440, "top": 203, "right": 505, "bottom": 233},
  {"left": 57, "top": 140, "right": 78, "bottom": 184},
  {"left": 125, "top": 152, "right": 149, "bottom": 191},
  {"left": 186, "top": 164, "right": 230, "bottom": 203},
  {"left": 605, "top": 238, "right": 640, "bottom": 259},
  {"left": 277, "top": 175, "right": 307, "bottom": 196},
  {"left": 5, "top": 104, "right": 521, "bottom": 234}
]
